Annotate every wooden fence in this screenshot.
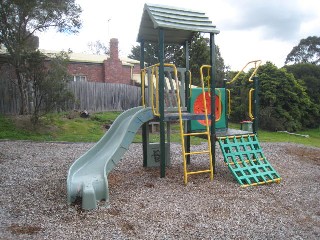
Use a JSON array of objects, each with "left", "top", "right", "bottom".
[
  {"left": 0, "top": 79, "right": 143, "bottom": 114},
  {"left": 67, "top": 82, "right": 142, "bottom": 112}
]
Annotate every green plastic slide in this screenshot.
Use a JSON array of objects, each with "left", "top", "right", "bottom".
[{"left": 67, "top": 106, "right": 154, "bottom": 210}]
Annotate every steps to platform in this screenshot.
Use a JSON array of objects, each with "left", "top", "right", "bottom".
[
  {"left": 181, "top": 131, "right": 213, "bottom": 184},
  {"left": 217, "top": 134, "right": 281, "bottom": 187}
]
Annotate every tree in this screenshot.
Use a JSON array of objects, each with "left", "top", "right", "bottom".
[
  {"left": 0, "top": 0, "right": 82, "bottom": 114},
  {"left": 128, "top": 43, "right": 160, "bottom": 66},
  {"left": 228, "top": 62, "right": 315, "bottom": 131},
  {"left": 284, "top": 63, "right": 320, "bottom": 128},
  {"left": 189, "top": 33, "right": 225, "bottom": 86},
  {"left": 257, "top": 62, "right": 313, "bottom": 131},
  {"left": 87, "top": 40, "right": 109, "bottom": 55},
  {"left": 285, "top": 36, "right": 320, "bottom": 65},
  {"left": 128, "top": 33, "right": 226, "bottom": 86},
  {"left": 22, "top": 50, "right": 73, "bottom": 125}
]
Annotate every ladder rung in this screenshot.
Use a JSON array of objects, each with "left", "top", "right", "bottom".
[
  {"left": 183, "top": 132, "right": 209, "bottom": 137},
  {"left": 217, "top": 134, "right": 256, "bottom": 140},
  {"left": 185, "top": 150, "right": 210, "bottom": 156},
  {"left": 241, "top": 178, "right": 282, "bottom": 188},
  {"left": 226, "top": 158, "right": 265, "bottom": 165},
  {"left": 187, "top": 169, "right": 212, "bottom": 175}
]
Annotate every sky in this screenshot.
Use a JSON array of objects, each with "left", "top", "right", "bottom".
[{"left": 37, "top": 0, "right": 320, "bottom": 70}]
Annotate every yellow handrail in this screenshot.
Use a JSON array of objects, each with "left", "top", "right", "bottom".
[
  {"left": 215, "top": 88, "right": 222, "bottom": 122},
  {"left": 199, "top": 64, "right": 222, "bottom": 122},
  {"left": 248, "top": 88, "right": 255, "bottom": 120},
  {"left": 142, "top": 63, "right": 180, "bottom": 116},
  {"left": 187, "top": 70, "right": 192, "bottom": 98},
  {"left": 228, "top": 60, "right": 262, "bottom": 84},
  {"left": 200, "top": 65, "right": 211, "bottom": 90},
  {"left": 155, "top": 67, "right": 159, "bottom": 116},
  {"left": 226, "top": 60, "right": 261, "bottom": 119},
  {"left": 150, "top": 67, "right": 159, "bottom": 116},
  {"left": 226, "top": 89, "right": 231, "bottom": 117},
  {"left": 141, "top": 69, "right": 146, "bottom": 107}
]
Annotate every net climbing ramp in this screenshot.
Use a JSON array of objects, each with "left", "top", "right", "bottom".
[{"left": 217, "top": 134, "right": 281, "bottom": 187}]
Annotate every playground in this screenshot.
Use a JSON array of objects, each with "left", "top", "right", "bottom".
[
  {"left": 67, "top": 4, "right": 282, "bottom": 210},
  {"left": 0, "top": 140, "right": 319, "bottom": 239},
  {"left": 1, "top": 3, "right": 319, "bottom": 239}
]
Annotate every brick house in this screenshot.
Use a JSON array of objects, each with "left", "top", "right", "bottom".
[
  {"left": 67, "top": 38, "right": 141, "bottom": 84},
  {"left": 1, "top": 38, "right": 141, "bottom": 85}
]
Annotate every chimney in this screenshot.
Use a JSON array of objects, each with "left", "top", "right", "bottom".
[{"left": 109, "top": 38, "right": 119, "bottom": 60}]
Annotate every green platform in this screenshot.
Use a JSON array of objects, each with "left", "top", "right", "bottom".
[{"left": 217, "top": 134, "right": 281, "bottom": 187}]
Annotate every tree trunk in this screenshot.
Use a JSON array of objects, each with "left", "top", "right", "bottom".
[{"left": 16, "top": 69, "right": 28, "bottom": 115}]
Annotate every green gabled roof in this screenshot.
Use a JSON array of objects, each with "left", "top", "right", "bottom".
[{"left": 137, "top": 3, "right": 219, "bottom": 44}]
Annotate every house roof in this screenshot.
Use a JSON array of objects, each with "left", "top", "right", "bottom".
[
  {"left": 137, "top": 3, "right": 219, "bottom": 44},
  {"left": 41, "top": 50, "right": 139, "bottom": 66}
]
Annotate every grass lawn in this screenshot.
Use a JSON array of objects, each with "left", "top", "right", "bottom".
[
  {"left": 228, "top": 122, "right": 320, "bottom": 147},
  {"left": 0, "top": 112, "right": 319, "bottom": 148}
]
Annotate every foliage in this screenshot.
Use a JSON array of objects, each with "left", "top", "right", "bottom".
[
  {"left": 128, "top": 42, "right": 183, "bottom": 66},
  {"left": 227, "top": 71, "right": 248, "bottom": 122},
  {"left": 21, "top": 50, "right": 74, "bottom": 125},
  {"left": 228, "top": 62, "right": 315, "bottom": 131},
  {"left": 284, "top": 63, "right": 320, "bottom": 104},
  {"left": 189, "top": 33, "right": 226, "bottom": 87},
  {"left": 128, "top": 33, "right": 226, "bottom": 86},
  {"left": 0, "top": 0, "right": 82, "bottom": 114},
  {"left": 87, "top": 40, "right": 109, "bottom": 55},
  {"left": 285, "top": 36, "right": 320, "bottom": 65},
  {"left": 258, "top": 62, "right": 313, "bottom": 131},
  {"left": 284, "top": 63, "right": 320, "bottom": 128}
]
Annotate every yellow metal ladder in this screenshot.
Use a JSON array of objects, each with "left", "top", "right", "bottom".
[{"left": 174, "top": 66, "right": 213, "bottom": 185}]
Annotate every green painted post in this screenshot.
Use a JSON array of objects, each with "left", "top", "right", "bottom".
[
  {"left": 140, "top": 40, "right": 149, "bottom": 167},
  {"left": 159, "top": 29, "right": 166, "bottom": 178},
  {"left": 253, "top": 76, "right": 259, "bottom": 134},
  {"left": 210, "top": 33, "right": 216, "bottom": 172},
  {"left": 184, "top": 40, "right": 191, "bottom": 165}
]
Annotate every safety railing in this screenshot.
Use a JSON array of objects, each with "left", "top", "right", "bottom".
[
  {"left": 141, "top": 63, "right": 186, "bottom": 116},
  {"left": 226, "top": 60, "right": 261, "bottom": 119},
  {"left": 248, "top": 88, "right": 255, "bottom": 120},
  {"left": 228, "top": 60, "right": 262, "bottom": 84},
  {"left": 200, "top": 65, "right": 222, "bottom": 122}
]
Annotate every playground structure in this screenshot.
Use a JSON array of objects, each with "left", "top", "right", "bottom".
[{"left": 67, "top": 3, "right": 281, "bottom": 210}]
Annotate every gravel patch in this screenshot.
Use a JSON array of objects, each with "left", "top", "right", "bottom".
[{"left": 0, "top": 140, "right": 319, "bottom": 239}]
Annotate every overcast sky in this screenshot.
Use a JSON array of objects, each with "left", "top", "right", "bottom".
[{"left": 37, "top": 0, "right": 320, "bottom": 70}]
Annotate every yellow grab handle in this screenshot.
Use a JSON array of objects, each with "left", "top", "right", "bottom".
[
  {"left": 228, "top": 60, "right": 262, "bottom": 84},
  {"left": 215, "top": 88, "right": 222, "bottom": 122},
  {"left": 249, "top": 88, "right": 255, "bottom": 120},
  {"left": 226, "top": 89, "right": 231, "bottom": 117}
]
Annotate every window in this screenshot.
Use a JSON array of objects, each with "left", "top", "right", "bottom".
[{"left": 73, "top": 75, "right": 87, "bottom": 82}]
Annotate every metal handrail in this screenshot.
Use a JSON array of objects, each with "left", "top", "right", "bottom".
[
  {"left": 228, "top": 60, "right": 262, "bottom": 84},
  {"left": 199, "top": 64, "right": 222, "bottom": 122},
  {"left": 200, "top": 65, "right": 211, "bottom": 90},
  {"left": 215, "top": 88, "right": 222, "bottom": 122},
  {"left": 187, "top": 70, "right": 192, "bottom": 98},
  {"left": 141, "top": 63, "right": 179, "bottom": 116},
  {"left": 141, "top": 69, "right": 146, "bottom": 107},
  {"left": 226, "top": 89, "right": 231, "bottom": 117},
  {"left": 248, "top": 88, "right": 255, "bottom": 120},
  {"left": 227, "top": 60, "right": 261, "bottom": 120}
]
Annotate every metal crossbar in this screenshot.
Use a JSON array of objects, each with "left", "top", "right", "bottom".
[{"left": 217, "top": 135, "right": 281, "bottom": 187}]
